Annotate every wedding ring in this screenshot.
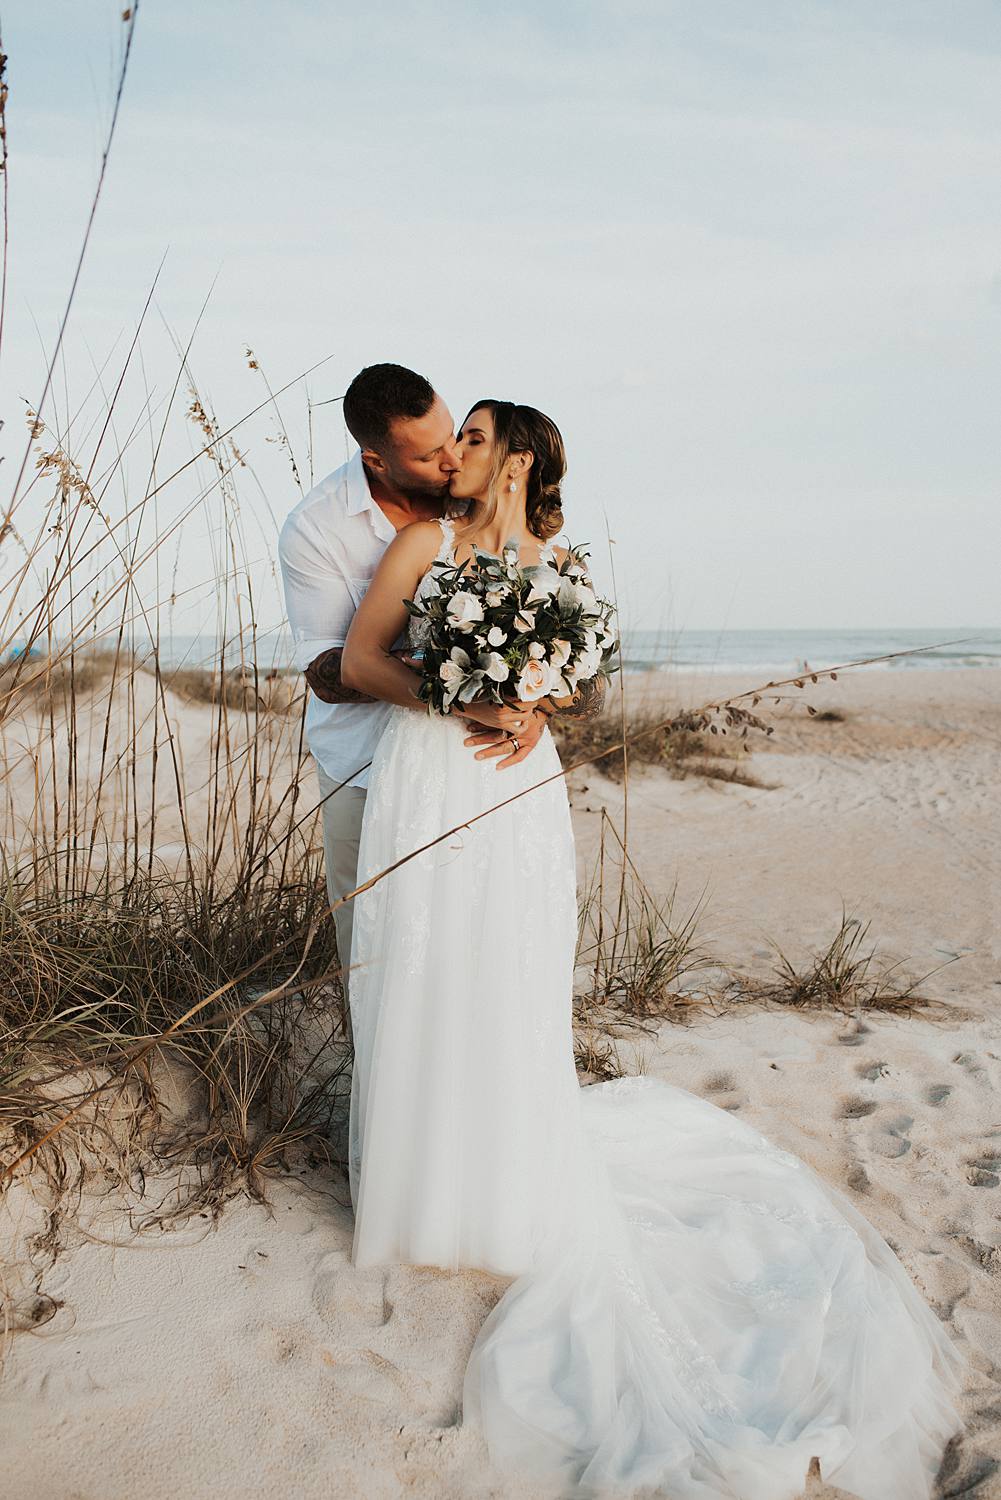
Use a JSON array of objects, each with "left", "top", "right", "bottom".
[{"left": 511, "top": 737, "right": 520, "bottom": 750}]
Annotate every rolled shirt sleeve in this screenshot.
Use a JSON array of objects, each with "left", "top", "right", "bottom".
[{"left": 278, "top": 509, "right": 356, "bottom": 673}]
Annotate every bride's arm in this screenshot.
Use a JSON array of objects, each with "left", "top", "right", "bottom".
[
  {"left": 341, "top": 524, "right": 442, "bottom": 709},
  {"left": 343, "top": 524, "right": 535, "bottom": 734}
]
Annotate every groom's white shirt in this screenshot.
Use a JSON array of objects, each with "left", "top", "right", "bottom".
[{"left": 278, "top": 448, "right": 403, "bottom": 791}]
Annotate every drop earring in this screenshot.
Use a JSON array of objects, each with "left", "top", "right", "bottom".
[{"left": 509, "top": 482, "right": 517, "bottom": 493}]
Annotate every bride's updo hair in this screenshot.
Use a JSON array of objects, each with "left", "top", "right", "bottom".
[{"left": 461, "top": 398, "right": 567, "bottom": 542}]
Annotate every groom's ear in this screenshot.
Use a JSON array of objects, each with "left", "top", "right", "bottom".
[{"left": 361, "top": 445, "right": 387, "bottom": 475}]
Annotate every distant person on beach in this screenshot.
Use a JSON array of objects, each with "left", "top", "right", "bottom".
[{"left": 277, "top": 363, "right": 553, "bottom": 990}]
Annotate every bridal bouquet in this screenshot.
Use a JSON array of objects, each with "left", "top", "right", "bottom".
[{"left": 404, "top": 538, "right": 618, "bottom": 715}]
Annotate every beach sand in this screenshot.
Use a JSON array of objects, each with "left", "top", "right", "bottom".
[{"left": 2, "top": 666, "right": 999, "bottom": 1498}]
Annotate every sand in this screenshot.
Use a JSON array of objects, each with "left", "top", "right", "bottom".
[{"left": 2, "top": 666, "right": 1000, "bottom": 1499}]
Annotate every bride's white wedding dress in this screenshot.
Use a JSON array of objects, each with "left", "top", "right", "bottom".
[{"left": 346, "top": 518, "right": 964, "bottom": 1500}]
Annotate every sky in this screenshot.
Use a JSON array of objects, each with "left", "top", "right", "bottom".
[{"left": 1, "top": 0, "right": 999, "bottom": 644}]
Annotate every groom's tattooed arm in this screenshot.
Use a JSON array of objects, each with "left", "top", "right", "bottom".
[
  {"left": 305, "top": 647, "right": 377, "bottom": 704},
  {"left": 542, "top": 674, "right": 607, "bottom": 723}
]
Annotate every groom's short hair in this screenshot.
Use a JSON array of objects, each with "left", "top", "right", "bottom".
[{"left": 343, "top": 363, "right": 436, "bottom": 453}]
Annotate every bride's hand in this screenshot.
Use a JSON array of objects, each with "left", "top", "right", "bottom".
[{"left": 462, "top": 708, "right": 547, "bottom": 768}]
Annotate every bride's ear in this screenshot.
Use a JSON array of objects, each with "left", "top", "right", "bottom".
[{"left": 509, "top": 451, "right": 534, "bottom": 482}]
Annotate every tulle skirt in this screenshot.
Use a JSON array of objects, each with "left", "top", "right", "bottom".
[{"left": 348, "top": 705, "right": 965, "bottom": 1500}]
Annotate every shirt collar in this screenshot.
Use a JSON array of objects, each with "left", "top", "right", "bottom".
[{"left": 342, "top": 449, "right": 396, "bottom": 541}]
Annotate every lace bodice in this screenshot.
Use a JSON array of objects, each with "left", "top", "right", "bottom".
[{"left": 407, "top": 516, "right": 557, "bottom": 653}]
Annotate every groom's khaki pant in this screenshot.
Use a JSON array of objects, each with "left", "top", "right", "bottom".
[{"left": 315, "top": 761, "right": 367, "bottom": 1008}]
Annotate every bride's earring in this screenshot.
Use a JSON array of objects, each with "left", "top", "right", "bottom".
[{"left": 509, "top": 482, "right": 517, "bottom": 493}]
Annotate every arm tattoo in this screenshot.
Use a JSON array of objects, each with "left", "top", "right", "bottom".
[
  {"left": 553, "top": 674, "right": 606, "bottom": 722},
  {"left": 304, "top": 647, "right": 376, "bottom": 705}
]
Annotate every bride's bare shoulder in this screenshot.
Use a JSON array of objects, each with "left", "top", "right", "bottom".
[
  {"left": 385, "top": 518, "right": 446, "bottom": 562},
  {"left": 396, "top": 517, "right": 444, "bottom": 542}
]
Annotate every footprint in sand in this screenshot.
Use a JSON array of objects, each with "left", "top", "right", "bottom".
[
  {"left": 834, "top": 1020, "right": 871, "bottom": 1047},
  {"left": 870, "top": 1113, "right": 913, "bottom": 1159},
  {"left": 923, "top": 1082, "right": 953, "bottom": 1106},
  {"left": 954, "top": 1235, "right": 1001, "bottom": 1274},
  {"left": 311, "top": 1255, "right": 392, "bottom": 1329},
  {"left": 911, "top": 1245, "right": 972, "bottom": 1322},
  {"left": 838, "top": 1095, "right": 878, "bottom": 1119},
  {"left": 856, "top": 1060, "right": 889, "bottom": 1082},
  {"left": 701, "top": 1071, "right": 745, "bottom": 1112},
  {"left": 965, "top": 1153, "right": 1000, "bottom": 1189},
  {"left": 844, "top": 1164, "right": 870, "bottom": 1194},
  {"left": 953, "top": 1051, "right": 989, "bottom": 1084},
  {"left": 934, "top": 1437, "right": 1000, "bottom": 1499}
]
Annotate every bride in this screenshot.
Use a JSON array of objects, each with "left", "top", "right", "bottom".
[{"left": 339, "top": 399, "right": 964, "bottom": 1499}]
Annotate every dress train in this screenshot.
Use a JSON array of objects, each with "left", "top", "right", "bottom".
[{"left": 346, "top": 522, "right": 964, "bottom": 1499}]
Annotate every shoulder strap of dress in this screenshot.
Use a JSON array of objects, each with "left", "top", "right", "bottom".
[{"left": 436, "top": 515, "right": 457, "bottom": 562}]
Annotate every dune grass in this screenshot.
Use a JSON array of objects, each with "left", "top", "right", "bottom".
[
  {"left": 552, "top": 704, "right": 773, "bottom": 787},
  {"left": 736, "top": 911, "right": 946, "bottom": 1018}
]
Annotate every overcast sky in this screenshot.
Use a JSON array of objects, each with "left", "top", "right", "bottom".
[{"left": 2, "top": 0, "right": 999, "bottom": 641}]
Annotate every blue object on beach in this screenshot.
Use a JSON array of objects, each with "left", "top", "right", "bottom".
[{"left": 3, "top": 641, "right": 43, "bottom": 664}]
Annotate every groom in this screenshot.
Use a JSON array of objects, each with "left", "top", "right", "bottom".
[{"left": 278, "top": 363, "right": 556, "bottom": 993}]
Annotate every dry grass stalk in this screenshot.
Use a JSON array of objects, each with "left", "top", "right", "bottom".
[
  {"left": 576, "top": 812, "right": 717, "bottom": 1027},
  {"left": 733, "top": 910, "right": 950, "bottom": 1018},
  {"left": 553, "top": 708, "right": 774, "bottom": 787}
]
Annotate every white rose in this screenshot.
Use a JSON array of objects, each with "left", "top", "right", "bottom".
[
  {"left": 487, "top": 625, "right": 507, "bottom": 647},
  {"left": 574, "top": 646, "right": 602, "bottom": 681},
  {"left": 502, "top": 540, "right": 520, "bottom": 567},
  {"left": 528, "top": 641, "right": 546, "bottom": 660},
  {"left": 485, "top": 587, "right": 507, "bottom": 607},
  {"left": 549, "top": 637, "right": 572, "bottom": 670},
  {"left": 575, "top": 583, "right": 598, "bottom": 613},
  {"left": 515, "top": 658, "right": 554, "bottom": 701},
  {"left": 514, "top": 609, "right": 536, "bottom": 632},
  {"left": 446, "top": 591, "right": 484, "bottom": 632},
  {"left": 480, "top": 651, "right": 510, "bottom": 683},
  {"left": 526, "top": 566, "right": 561, "bottom": 604}
]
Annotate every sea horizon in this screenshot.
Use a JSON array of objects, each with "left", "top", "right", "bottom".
[{"left": 13, "top": 624, "right": 992, "bottom": 677}]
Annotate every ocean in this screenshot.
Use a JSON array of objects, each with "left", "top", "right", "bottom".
[
  {"left": 115, "top": 625, "right": 1000, "bottom": 677},
  {"left": 616, "top": 626, "right": 1001, "bottom": 676}
]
